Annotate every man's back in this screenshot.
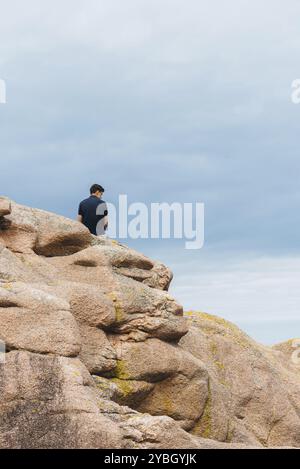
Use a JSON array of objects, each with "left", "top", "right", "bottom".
[{"left": 78, "top": 195, "right": 108, "bottom": 235}]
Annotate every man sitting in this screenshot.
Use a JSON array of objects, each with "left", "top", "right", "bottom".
[{"left": 77, "top": 184, "right": 108, "bottom": 236}]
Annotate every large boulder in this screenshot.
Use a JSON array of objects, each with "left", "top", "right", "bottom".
[
  {"left": 0, "top": 199, "right": 92, "bottom": 255},
  {"left": 0, "top": 282, "right": 81, "bottom": 356},
  {"left": 0, "top": 198, "right": 299, "bottom": 449},
  {"left": 0, "top": 351, "right": 122, "bottom": 448},
  {"left": 180, "top": 312, "right": 300, "bottom": 447}
]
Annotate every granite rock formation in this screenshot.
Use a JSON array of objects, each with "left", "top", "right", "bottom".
[{"left": 0, "top": 197, "right": 299, "bottom": 449}]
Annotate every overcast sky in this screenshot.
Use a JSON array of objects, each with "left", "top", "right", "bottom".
[{"left": 1, "top": 0, "right": 300, "bottom": 343}]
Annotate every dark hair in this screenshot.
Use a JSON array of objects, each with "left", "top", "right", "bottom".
[{"left": 90, "top": 184, "right": 105, "bottom": 195}]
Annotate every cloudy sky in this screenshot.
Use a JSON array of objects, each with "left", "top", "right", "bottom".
[{"left": 1, "top": 0, "right": 300, "bottom": 343}]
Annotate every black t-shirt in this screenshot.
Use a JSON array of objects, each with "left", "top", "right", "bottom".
[{"left": 78, "top": 196, "right": 108, "bottom": 235}]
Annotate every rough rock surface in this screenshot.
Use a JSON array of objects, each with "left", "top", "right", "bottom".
[{"left": 0, "top": 198, "right": 299, "bottom": 449}]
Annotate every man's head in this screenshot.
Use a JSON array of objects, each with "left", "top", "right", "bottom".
[{"left": 90, "top": 184, "right": 105, "bottom": 198}]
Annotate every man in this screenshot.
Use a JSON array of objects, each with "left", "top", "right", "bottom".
[{"left": 77, "top": 184, "right": 108, "bottom": 236}]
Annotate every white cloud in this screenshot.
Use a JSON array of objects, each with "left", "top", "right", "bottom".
[
  {"left": 1, "top": 0, "right": 300, "bottom": 59},
  {"left": 170, "top": 254, "right": 300, "bottom": 344}
]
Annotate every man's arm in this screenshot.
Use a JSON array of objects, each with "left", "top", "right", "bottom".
[{"left": 77, "top": 202, "right": 83, "bottom": 223}]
